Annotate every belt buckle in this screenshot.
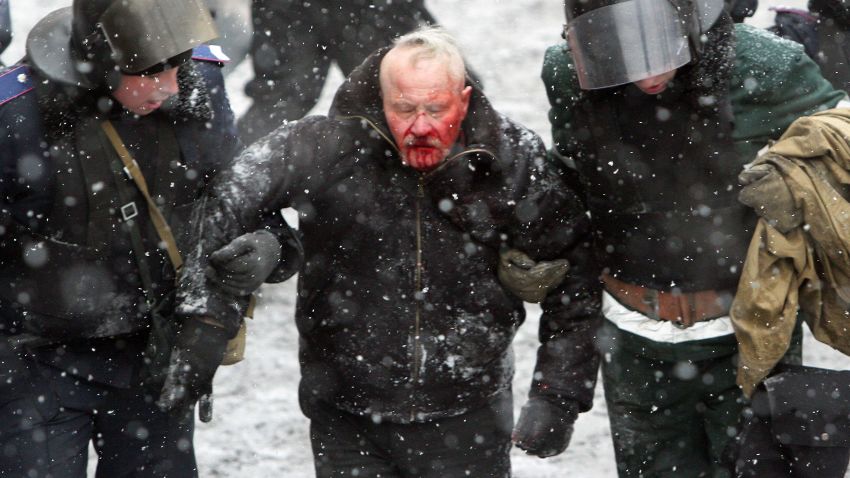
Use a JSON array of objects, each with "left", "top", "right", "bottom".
[{"left": 121, "top": 202, "right": 138, "bottom": 221}]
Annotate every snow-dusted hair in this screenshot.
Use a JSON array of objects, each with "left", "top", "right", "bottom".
[{"left": 391, "top": 26, "right": 468, "bottom": 85}]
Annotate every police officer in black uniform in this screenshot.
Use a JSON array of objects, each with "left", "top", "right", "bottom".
[
  {"left": 238, "top": 0, "right": 440, "bottom": 144},
  {"left": 0, "top": 1, "right": 299, "bottom": 476}
]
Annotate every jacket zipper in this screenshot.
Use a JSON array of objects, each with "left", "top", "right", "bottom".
[{"left": 411, "top": 177, "right": 425, "bottom": 422}]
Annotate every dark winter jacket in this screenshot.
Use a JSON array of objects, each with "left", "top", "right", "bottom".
[
  {"left": 177, "top": 49, "right": 601, "bottom": 423},
  {"left": 0, "top": 55, "right": 297, "bottom": 387}
]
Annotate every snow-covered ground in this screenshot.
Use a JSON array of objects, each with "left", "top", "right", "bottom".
[{"left": 7, "top": 1, "right": 850, "bottom": 477}]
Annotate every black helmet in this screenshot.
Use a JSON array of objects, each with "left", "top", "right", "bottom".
[
  {"left": 562, "top": 0, "right": 725, "bottom": 89},
  {"left": 27, "top": 0, "right": 218, "bottom": 89}
]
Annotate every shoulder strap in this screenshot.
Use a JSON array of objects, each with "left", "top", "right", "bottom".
[
  {"left": 101, "top": 120, "right": 184, "bottom": 271},
  {"left": 0, "top": 65, "right": 35, "bottom": 107},
  {"left": 103, "top": 140, "right": 159, "bottom": 305}
]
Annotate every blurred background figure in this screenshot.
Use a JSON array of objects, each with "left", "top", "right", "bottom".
[
  {"left": 205, "top": 0, "right": 252, "bottom": 76},
  {"left": 0, "top": 0, "right": 10, "bottom": 65},
  {"left": 238, "top": 0, "right": 440, "bottom": 143},
  {"left": 728, "top": 0, "right": 759, "bottom": 22},
  {"left": 770, "top": 0, "right": 850, "bottom": 92}
]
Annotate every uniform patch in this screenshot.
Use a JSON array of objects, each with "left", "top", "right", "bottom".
[
  {"left": 0, "top": 65, "right": 35, "bottom": 107},
  {"left": 192, "top": 45, "right": 231, "bottom": 64}
]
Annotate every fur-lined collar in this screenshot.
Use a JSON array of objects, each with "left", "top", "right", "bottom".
[{"left": 34, "top": 60, "right": 214, "bottom": 141}]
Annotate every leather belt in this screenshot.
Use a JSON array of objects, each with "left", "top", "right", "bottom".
[{"left": 602, "top": 273, "right": 733, "bottom": 327}]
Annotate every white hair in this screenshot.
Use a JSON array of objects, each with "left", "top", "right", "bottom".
[{"left": 390, "top": 26, "right": 467, "bottom": 84}]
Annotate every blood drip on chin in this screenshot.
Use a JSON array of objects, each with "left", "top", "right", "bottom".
[{"left": 403, "top": 135, "right": 445, "bottom": 171}]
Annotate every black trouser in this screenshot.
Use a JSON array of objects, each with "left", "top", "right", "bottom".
[
  {"left": 239, "top": 0, "right": 432, "bottom": 143},
  {"left": 308, "top": 391, "right": 513, "bottom": 478},
  {"left": 599, "top": 321, "right": 743, "bottom": 478},
  {"left": 0, "top": 357, "right": 196, "bottom": 478}
]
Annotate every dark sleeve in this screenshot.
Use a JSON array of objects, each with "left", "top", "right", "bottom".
[
  {"left": 529, "top": 232, "right": 600, "bottom": 417},
  {"left": 508, "top": 126, "right": 602, "bottom": 417},
  {"left": 197, "top": 61, "right": 304, "bottom": 285},
  {"left": 541, "top": 44, "right": 583, "bottom": 164},
  {"left": 730, "top": 24, "right": 846, "bottom": 145},
  {"left": 263, "top": 218, "right": 304, "bottom": 283},
  {"left": 175, "top": 117, "right": 345, "bottom": 335},
  {"left": 528, "top": 50, "right": 601, "bottom": 416},
  {"left": 0, "top": 92, "right": 54, "bottom": 231}
]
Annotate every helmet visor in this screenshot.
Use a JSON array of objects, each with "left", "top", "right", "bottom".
[
  {"left": 566, "top": 0, "right": 691, "bottom": 90},
  {"left": 100, "top": 0, "right": 218, "bottom": 74}
]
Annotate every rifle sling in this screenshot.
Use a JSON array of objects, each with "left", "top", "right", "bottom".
[{"left": 101, "top": 120, "right": 184, "bottom": 272}]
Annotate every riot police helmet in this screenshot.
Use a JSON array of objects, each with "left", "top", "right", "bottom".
[
  {"left": 562, "top": 0, "right": 725, "bottom": 90},
  {"left": 26, "top": 0, "right": 218, "bottom": 89}
]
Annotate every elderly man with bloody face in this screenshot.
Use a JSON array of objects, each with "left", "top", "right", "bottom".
[
  {"left": 381, "top": 46, "right": 472, "bottom": 171},
  {"left": 175, "top": 27, "right": 601, "bottom": 477}
]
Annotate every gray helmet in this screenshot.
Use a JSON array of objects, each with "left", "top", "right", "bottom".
[
  {"left": 27, "top": 0, "right": 218, "bottom": 88},
  {"left": 563, "top": 0, "right": 725, "bottom": 89}
]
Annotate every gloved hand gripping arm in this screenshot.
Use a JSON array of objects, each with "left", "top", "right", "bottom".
[{"left": 205, "top": 229, "right": 283, "bottom": 296}]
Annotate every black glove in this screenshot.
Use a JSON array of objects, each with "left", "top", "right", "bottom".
[
  {"left": 156, "top": 319, "right": 230, "bottom": 415},
  {"left": 512, "top": 398, "right": 576, "bottom": 458},
  {"left": 207, "top": 230, "right": 282, "bottom": 296}
]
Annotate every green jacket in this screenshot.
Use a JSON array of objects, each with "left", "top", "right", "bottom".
[{"left": 543, "top": 23, "right": 846, "bottom": 165}]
